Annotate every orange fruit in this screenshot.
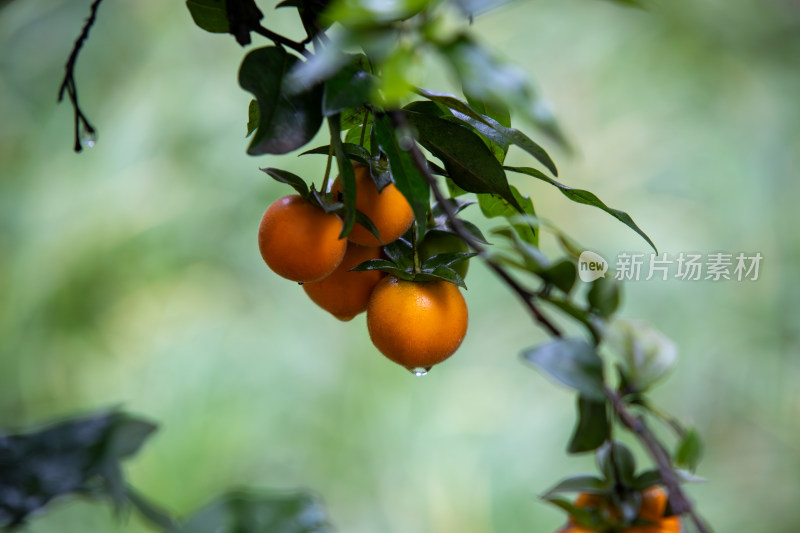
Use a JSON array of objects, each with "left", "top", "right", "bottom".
[
  {"left": 332, "top": 163, "right": 415, "bottom": 246},
  {"left": 638, "top": 486, "right": 668, "bottom": 523},
  {"left": 303, "top": 243, "right": 385, "bottom": 321},
  {"left": 257, "top": 195, "right": 347, "bottom": 282},
  {"left": 561, "top": 489, "right": 681, "bottom": 533},
  {"left": 366, "top": 276, "right": 468, "bottom": 369}
]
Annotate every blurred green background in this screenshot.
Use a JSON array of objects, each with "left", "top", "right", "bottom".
[{"left": 1, "top": 0, "right": 799, "bottom": 531}]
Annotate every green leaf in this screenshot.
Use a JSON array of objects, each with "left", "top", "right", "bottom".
[
  {"left": 540, "top": 496, "right": 607, "bottom": 530},
  {"left": 300, "top": 143, "right": 371, "bottom": 164},
  {"left": 675, "top": 428, "right": 703, "bottom": 472},
  {"left": 522, "top": 338, "right": 605, "bottom": 401},
  {"left": 350, "top": 260, "right": 413, "bottom": 280},
  {"left": 542, "top": 258, "right": 577, "bottom": 294},
  {"left": 466, "top": 94, "right": 510, "bottom": 127},
  {"left": 246, "top": 99, "right": 259, "bottom": 137},
  {"left": 239, "top": 47, "right": 323, "bottom": 155},
  {"left": 477, "top": 186, "right": 536, "bottom": 245},
  {"left": 373, "top": 114, "right": 430, "bottom": 238},
  {"left": 542, "top": 475, "right": 609, "bottom": 498},
  {"left": 382, "top": 238, "right": 413, "bottom": 268},
  {"left": 568, "top": 396, "right": 610, "bottom": 454},
  {"left": 587, "top": 276, "right": 621, "bottom": 317},
  {"left": 405, "top": 111, "right": 520, "bottom": 210},
  {"left": 632, "top": 469, "right": 662, "bottom": 490},
  {"left": 260, "top": 168, "right": 310, "bottom": 197},
  {"left": 439, "top": 35, "right": 569, "bottom": 147},
  {"left": 416, "top": 265, "right": 467, "bottom": 288},
  {"left": 420, "top": 251, "right": 477, "bottom": 271},
  {"left": 505, "top": 166, "right": 657, "bottom": 253},
  {"left": 186, "top": 0, "right": 229, "bottom": 33},
  {"left": 353, "top": 210, "right": 382, "bottom": 242},
  {"left": 0, "top": 410, "right": 157, "bottom": 529},
  {"left": 417, "top": 89, "right": 557, "bottom": 175},
  {"left": 597, "top": 441, "right": 637, "bottom": 486},
  {"left": 323, "top": 58, "right": 375, "bottom": 116},
  {"left": 328, "top": 115, "right": 356, "bottom": 238},
  {"left": 179, "top": 490, "right": 333, "bottom": 533}
]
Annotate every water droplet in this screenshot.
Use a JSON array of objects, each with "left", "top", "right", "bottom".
[
  {"left": 80, "top": 128, "right": 97, "bottom": 149},
  {"left": 409, "top": 366, "right": 431, "bottom": 377}
]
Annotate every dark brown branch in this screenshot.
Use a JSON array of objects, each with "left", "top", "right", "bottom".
[
  {"left": 385, "top": 108, "right": 710, "bottom": 532},
  {"left": 386, "top": 110, "right": 564, "bottom": 339},
  {"left": 606, "top": 387, "right": 712, "bottom": 533},
  {"left": 253, "top": 25, "right": 308, "bottom": 54},
  {"left": 58, "top": 0, "right": 105, "bottom": 152}
]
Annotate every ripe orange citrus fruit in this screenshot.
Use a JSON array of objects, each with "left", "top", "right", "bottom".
[
  {"left": 332, "top": 163, "right": 415, "bottom": 246},
  {"left": 418, "top": 230, "right": 470, "bottom": 278},
  {"left": 303, "top": 243, "right": 385, "bottom": 321},
  {"left": 366, "top": 276, "right": 468, "bottom": 369},
  {"left": 559, "top": 488, "right": 681, "bottom": 533},
  {"left": 258, "top": 195, "right": 347, "bottom": 282}
]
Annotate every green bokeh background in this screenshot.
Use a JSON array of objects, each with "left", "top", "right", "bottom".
[{"left": 1, "top": 0, "right": 799, "bottom": 531}]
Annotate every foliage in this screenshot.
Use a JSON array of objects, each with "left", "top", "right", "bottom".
[{"left": 29, "top": 0, "right": 718, "bottom": 531}]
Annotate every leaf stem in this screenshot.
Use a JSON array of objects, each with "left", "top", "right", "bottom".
[
  {"left": 411, "top": 221, "right": 421, "bottom": 274},
  {"left": 321, "top": 143, "right": 335, "bottom": 194}
]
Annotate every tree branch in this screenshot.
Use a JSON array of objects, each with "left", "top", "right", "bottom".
[
  {"left": 252, "top": 24, "right": 308, "bottom": 54},
  {"left": 58, "top": 0, "right": 105, "bottom": 152},
  {"left": 386, "top": 110, "right": 564, "bottom": 339},
  {"left": 385, "top": 108, "right": 710, "bottom": 532},
  {"left": 606, "top": 387, "right": 712, "bottom": 533}
]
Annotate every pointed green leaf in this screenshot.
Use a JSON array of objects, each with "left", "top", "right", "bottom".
[
  {"left": 568, "top": 396, "right": 610, "bottom": 454},
  {"left": 477, "top": 186, "right": 536, "bottom": 245},
  {"left": 542, "top": 475, "right": 609, "bottom": 498},
  {"left": 260, "top": 168, "right": 310, "bottom": 197},
  {"left": 186, "top": 0, "right": 229, "bottom": 33},
  {"left": 597, "top": 441, "right": 637, "bottom": 486},
  {"left": 405, "top": 111, "right": 520, "bottom": 210},
  {"left": 246, "top": 100, "right": 259, "bottom": 137},
  {"left": 522, "top": 338, "right": 605, "bottom": 400},
  {"left": 373, "top": 114, "right": 430, "bottom": 236},
  {"left": 239, "top": 47, "right": 323, "bottom": 155},
  {"left": 328, "top": 115, "right": 356, "bottom": 237},
  {"left": 675, "top": 428, "right": 703, "bottom": 472},
  {"left": 323, "top": 58, "right": 375, "bottom": 116},
  {"left": 299, "top": 143, "right": 371, "bottom": 164},
  {"left": 587, "top": 276, "right": 621, "bottom": 317},
  {"left": 505, "top": 166, "right": 657, "bottom": 253},
  {"left": 417, "top": 89, "right": 557, "bottom": 175}
]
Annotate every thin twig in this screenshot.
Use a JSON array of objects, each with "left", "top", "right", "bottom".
[
  {"left": 253, "top": 25, "right": 307, "bottom": 54},
  {"left": 386, "top": 107, "right": 710, "bottom": 532},
  {"left": 58, "top": 0, "right": 105, "bottom": 152}
]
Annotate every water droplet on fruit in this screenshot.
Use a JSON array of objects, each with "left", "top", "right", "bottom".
[{"left": 409, "top": 366, "right": 431, "bottom": 377}]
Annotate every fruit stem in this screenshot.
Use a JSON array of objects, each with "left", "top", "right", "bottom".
[
  {"left": 411, "top": 221, "right": 421, "bottom": 274},
  {"left": 321, "top": 142, "right": 334, "bottom": 194},
  {"left": 359, "top": 108, "right": 369, "bottom": 148}
]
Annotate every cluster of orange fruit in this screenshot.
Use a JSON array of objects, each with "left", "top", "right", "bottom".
[
  {"left": 257, "top": 163, "right": 468, "bottom": 373},
  {"left": 557, "top": 487, "right": 681, "bottom": 533}
]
